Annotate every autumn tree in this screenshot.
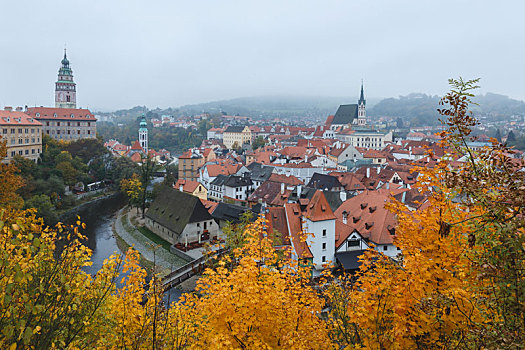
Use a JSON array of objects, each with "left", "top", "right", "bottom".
[
  {"left": 0, "top": 139, "right": 24, "bottom": 209},
  {"left": 438, "top": 78, "right": 525, "bottom": 347},
  {"left": 138, "top": 154, "right": 159, "bottom": 218},
  {"left": 121, "top": 173, "right": 143, "bottom": 212},
  {"left": 0, "top": 205, "right": 170, "bottom": 349},
  {"left": 251, "top": 136, "right": 266, "bottom": 150},
  {"left": 174, "top": 217, "right": 331, "bottom": 349},
  {"left": 324, "top": 78, "right": 525, "bottom": 349}
]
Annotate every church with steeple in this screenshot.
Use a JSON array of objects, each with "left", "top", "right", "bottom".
[
  {"left": 326, "top": 83, "right": 367, "bottom": 131},
  {"left": 325, "top": 82, "right": 393, "bottom": 150},
  {"left": 55, "top": 49, "right": 77, "bottom": 109}
]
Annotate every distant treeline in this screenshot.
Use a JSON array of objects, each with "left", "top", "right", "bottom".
[{"left": 95, "top": 93, "right": 525, "bottom": 127}]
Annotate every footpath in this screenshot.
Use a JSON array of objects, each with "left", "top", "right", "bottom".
[{"left": 113, "top": 206, "right": 190, "bottom": 275}]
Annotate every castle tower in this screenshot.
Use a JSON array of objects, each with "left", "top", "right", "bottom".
[
  {"left": 357, "top": 81, "right": 366, "bottom": 126},
  {"left": 55, "top": 49, "right": 77, "bottom": 108},
  {"left": 139, "top": 114, "right": 148, "bottom": 154}
]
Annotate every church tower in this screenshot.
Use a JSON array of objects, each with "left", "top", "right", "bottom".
[
  {"left": 139, "top": 114, "right": 148, "bottom": 155},
  {"left": 357, "top": 81, "right": 366, "bottom": 126},
  {"left": 55, "top": 49, "right": 77, "bottom": 108}
]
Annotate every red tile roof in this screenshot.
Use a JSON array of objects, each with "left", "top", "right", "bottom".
[
  {"left": 206, "top": 163, "right": 240, "bottom": 177},
  {"left": 130, "top": 152, "right": 142, "bottom": 163},
  {"left": 284, "top": 203, "right": 313, "bottom": 259},
  {"left": 335, "top": 219, "right": 356, "bottom": 249},
  {"left": 296, "top": 139, "right": 332, "bottom": 148},
  {"left": 200, "top": 199, "right": 219, "bottom": 214},
  {"left": 335, "top": 189, "right": 403, "bottom": 245},
  {"left": 266, "top": 207, "right": 290, "bottom": 245},
  {"left": 304, "top": 190, "right": 337, "bottom": 222},
  {"left": 331, "top": 173, "right": 366, "bottom": 191},
  {"left": 268, "top": 173, "right": 304, "bottom": 185},
  {"left": 130, "top": 140, "right": 143, "bottom": 151},
  {"left": 363, "top": 149, "right": 388, "bottom": 159},
  {"left": 174, "top": 179, "right": 203, "bottom": 193},
  {"left": 26, "top": 107, "right": 96, "bottom": 121},
  {"left": 0, "top": 110, "right": 42, "bottom": 126}
]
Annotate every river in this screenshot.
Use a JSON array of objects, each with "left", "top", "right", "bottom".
[
  {"left": 63, "top": 192, "right": 126, "bottom": 275},
  {"left": 65, "top": 192, "right": 183, "bottom": 302}
]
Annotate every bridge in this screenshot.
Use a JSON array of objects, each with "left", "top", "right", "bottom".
[{"left": 162, "top": 248, "right": 227, "bottom": 291}]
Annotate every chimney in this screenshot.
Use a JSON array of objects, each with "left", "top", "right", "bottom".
[
  {"left": 377, "top": 167, "right": 380, "bottom": 174},
  {"left": 179, "top": 184, "right": 184, "bottom": 192},
  {"left": 4, "top": 106, "right": 12, "bottom": 111},
  {"left": 281, "top": 182, "right": 285, "bottom": 194},
  {"left": 297, "top": 184, "right": 302, "bottom": 198},
  {"left": 340, "top": 191, "right": 347, "bottom": 202},
  {"left": 15, "top": 107, "right": 22, "bottom": 112},
  {"left": 366, "top": 167, "right": 370, "bottom": 178},
  {"left": 342, "top": 210, "right": 348, "bottom": 224},
  {"left": 401, "top": 191, "right": 407, "bottom": 203}
]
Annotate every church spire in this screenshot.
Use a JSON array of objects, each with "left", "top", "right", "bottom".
[
  {"left": 357, "top": 80, "right": 366, "bottom": 126},
  {"left": 359, "top": 80, "right": 366, "bottom": 106}
]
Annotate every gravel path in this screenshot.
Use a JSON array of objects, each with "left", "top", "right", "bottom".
[{"left": 113, "top": 207, "right": 190, "bottom": 273}]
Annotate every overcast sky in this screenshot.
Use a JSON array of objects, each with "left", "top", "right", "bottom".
[{"left": 1, "top": 0, "right": 524, "bottom": 111}]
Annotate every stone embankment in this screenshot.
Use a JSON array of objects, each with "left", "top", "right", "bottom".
[{"left": 112, "top": 206, "right": 190, "bottom": 275}]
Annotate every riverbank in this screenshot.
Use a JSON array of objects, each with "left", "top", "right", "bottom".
[
  {"left": 112, "top": 206, "right": 190, "bottom": 277},
  {"left": 59, "top": 190, "right": 119, "bottom": 222}
]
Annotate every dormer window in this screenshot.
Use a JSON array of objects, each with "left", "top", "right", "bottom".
[
  {"left": 365, "top": 222, "right": 374, "bottom": 230},
  {"left": 35, "top": 113, "right": 40, "bottom": 117},
  {"left": 360, "top": 203, "right": 368, "bottom": 210},
  {"left": 53, "top": 113, "right": 57, "bottom": 117},
  {"left": 70, "top": 114, "right": 75, "bottom": 118},
  {"left": 387, "top": 225, "right": 396, "bottom": 235}
]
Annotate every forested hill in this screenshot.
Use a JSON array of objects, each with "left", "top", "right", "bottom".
[
  {"left": 175, "top": 96, "right": 364, "bottom": 120},
  {"left": 96, "top": 96, "right": 381, "bottom": 122},
  {"left": 370, "top": 92, "right": 525, "bottom": 126},
  {"left": 95, "top": 93, "right": 525, "bottom": 126}
]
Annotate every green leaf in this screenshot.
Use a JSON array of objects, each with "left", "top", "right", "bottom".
[{"left": 22, "top": 327, "right": 32, "bottom": 344}]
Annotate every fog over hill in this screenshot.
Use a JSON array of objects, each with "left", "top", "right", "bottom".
[{"left": 96, "top": 93, "right": 525, "bottom": 125}]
